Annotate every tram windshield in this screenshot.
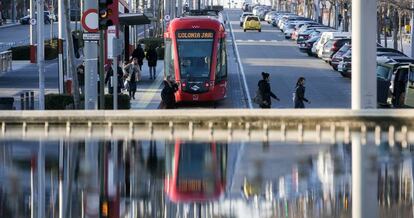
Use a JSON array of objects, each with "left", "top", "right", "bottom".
[
  {"left": 177, "top": 143, "right": 215, "bottom": 194},
  {"left": 176, "top": 31, "right": 214, "bottom": 79}
]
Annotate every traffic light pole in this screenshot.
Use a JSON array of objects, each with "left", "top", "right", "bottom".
[
  {"left": 58, "top": 0, "right": 65, "bottom": 94},
  {"left": 37, "top": 0, "right": 45, "bottom": 110},
  {"left": 99, "top": 30, "right": 105, "bottom": 109}
]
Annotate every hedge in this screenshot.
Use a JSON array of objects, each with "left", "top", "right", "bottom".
[
  {"left": 45, "top": 93, "right": 130, "bottom": 110},
  {"left": 10, "top": 39, "right": 58, "bottom": 60}
]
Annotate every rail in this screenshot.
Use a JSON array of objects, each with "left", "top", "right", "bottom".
[
  {"left": 0, "top": 109, "right": 413, "bottom": 144},
  {"left": 0, "top": 50, "right": 12, "bottom": 75}
]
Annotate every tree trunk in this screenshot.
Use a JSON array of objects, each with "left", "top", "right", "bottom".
[
  {"left": 63, "top": 0, "right": 80, "bottom": 109},
  {"left": 393, "top": 8, "right": 398, "bottom": 50},
  {"left": 384, "top": 6, "right": 388, "bottom": 48},
  {"left": 377, "top": 7, "right": 382, "bottom": 44},
  {"left": 399, "top": 12, "right": 403, "bottom": 53},
  {"left": 328, "top": 4, "right": 332, "bottom": 27}
]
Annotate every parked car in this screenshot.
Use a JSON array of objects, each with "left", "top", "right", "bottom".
[
  {"left": 320, "top": 38, "right": 351, "bottom": 63},
  {"left": 20, "top": 12, "right": 51, "bottom": 24},
  {"left": 315, "top": 32, "right": 351, "bottom": 58},
  {"left": 337, "top": 48, "right": 352, "bottom": 77},
  {"left": 376, "top": 56, "right": 414, "bottom": 107},
  {"left": 243, "top": 16, "right": 261, "bottom": 32},
  {"left": 240, "top": 12, "right": 254, "bottom": 26},
  {"left": 331, "top": 44, "right": 351, "bottom": 70},
  {"left": 298, "top": 36, "right": 321, "bottom": 56}
]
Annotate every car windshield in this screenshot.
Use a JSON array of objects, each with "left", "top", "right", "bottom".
[
  {"left": 176, "top": 31, "right": 214, "bottom": 79},
  {"left": 246, "top": 17, "right": 259, "bottom": 21}
]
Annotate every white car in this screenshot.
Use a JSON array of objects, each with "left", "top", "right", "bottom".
[{"left": 240, "top": 12, "right": 253, "bottom": 27}]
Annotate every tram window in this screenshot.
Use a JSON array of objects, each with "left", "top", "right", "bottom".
[
  {"left": 216, "top": 39, "right": 227, "bottom": 80},
  {"left": 164, "top": 39, "right": 175, "bottom": 79},
  {"left": 177, "top": 38, "right": 213, "bottom": 79}
]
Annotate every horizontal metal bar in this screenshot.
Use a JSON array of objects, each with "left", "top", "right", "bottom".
[{"left": 0, "top": 109, "right": 413, "bottom": 143}]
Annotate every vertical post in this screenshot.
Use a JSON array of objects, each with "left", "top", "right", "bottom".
[
  {"left": 411, "top": 0, "right": 414, "bottom": 57},
  {"left": 37, "top": 142, "right": 45, "bottom": 218},
  {"left": 59, "top": 141, "right": 64, "bottom": 218},
  {"left": 25, "top": 92, "right": 30, "bottom": 110},
  {"left": 58, "top": 0, "right": 65, "bottom": 94},
  {"left": 352, "top": 0, "right": 377, "bottom": 109},
  {"left": 30, "top": 91, "right": 35, "bottom": 110},
  {"left": 84, "top": 1, "right": 98, "bottom": 110},
  {"left": 37, "top": 0, "right": 45, "bottom": 110},
  {"left": 99, "top": 30, "right": 105, "bottom": 109},
  {"left": 20, "top": 93, "right": 24, "bottom": 110},
  {"left": 30, "top": 0, "right": 36, "bottom": 63}
]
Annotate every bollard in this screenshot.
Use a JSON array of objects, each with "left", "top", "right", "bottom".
[
  {"left": 30, "top": 91, "right": 35, "bottom": 110},
  {"left": 25, "top": 92, "right": 30, "bottom": 110},
  {"left": 20, "top": 93, "right": 24, "bottom": 110}
]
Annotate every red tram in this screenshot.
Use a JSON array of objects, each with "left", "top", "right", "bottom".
[
  {"left": 164, "top": 141, "right": 227, "bottom": 202},
  {"left": 164, "top": 15, "right": 228, "bottom": 102}
]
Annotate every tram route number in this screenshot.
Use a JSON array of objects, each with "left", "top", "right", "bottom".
[{"left": 177, "top": 32, "right": 214, "bottom": 39}]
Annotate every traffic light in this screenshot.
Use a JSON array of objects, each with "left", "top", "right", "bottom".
[{"left": 99, "top": 0, "right": 114, "bottom": 30}]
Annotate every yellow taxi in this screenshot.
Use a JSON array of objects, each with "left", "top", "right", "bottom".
[{"left": 243, "top": 16, "right": 261, "bottom": 32}]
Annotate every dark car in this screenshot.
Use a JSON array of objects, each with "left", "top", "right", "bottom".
[
  {"left": 298, "top": 36, "right": 320, "bottom": 56},
  {"left": 321, "top": 38, "right": 351, "bottom": 63},
  {"left": 376, "top": 56, "right": 414, "bottom": 107},
  {"left": 20, "top": 12, "right": 51, "bottom": 24},
  {"left": 338, "top": 47, "right": 407, "bottom": 78},
  {"left": 331, "top": 44, "right": 351, "bottom": 71},
  {"left": 338, "top": 48, "right": 352, "bottom": 77}
]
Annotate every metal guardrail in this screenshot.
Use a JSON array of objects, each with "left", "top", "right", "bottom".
[
  {"left": 0, "top": 109, "right": 413, "bottom": 144},
  {"left": 0, "top": 50, "right": 12, "bottom": 74}
]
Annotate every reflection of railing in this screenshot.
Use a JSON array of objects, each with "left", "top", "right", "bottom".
[
  {"left": 0, "top": 109, "right": 413, "bottom": 144},
  {"left": 0, "top": 51, "right": 12, "bottom": 75}
]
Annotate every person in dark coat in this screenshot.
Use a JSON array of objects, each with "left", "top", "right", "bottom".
[
  {"left": 123, "top": 58, "right": 141, "bottom": 99},
  {"left": 146, "top": 47, "right": 158, "bottom": 80},
  {"left": 258, "top": 72, "right": 280, "bottom": 108},
  {"left": 76, "top": 63, "right": 85, "bottom": 95},
  {"left": 105, "top": 62, "right": 124, "bottom": 95},
  {"left": 294, "top": 77, "right": 310, "bottom": 108},
  {"left": 161, "top": 76, "right": 179, "bottom": 109},
  {"left": 131, "top": 44, "right": 145, "bottom": 70}
]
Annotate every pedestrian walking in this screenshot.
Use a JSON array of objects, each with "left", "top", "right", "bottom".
[
  {"left": 255, "top": 72, "right": 280, "bottom": 108},
  {"left": 293, "top": 77, "right": 310, "bottom": 108},
  {"left": 105, "top": 62, "right": 124, "bottom": 95},
  {"left": 76, "top": 63, "right": 85, "bottom": 95},
  {"left": 146, "top": 46, "right": 158, "bottom": 80},
  {"left": 160, "top": 76, "right": 179, "bottom": 109},
  {"left": 123, "top": 58, "right": 141, "bottom": 99},
  {"left": 131, "top": 44, "right": 145, "bottom": 70}
]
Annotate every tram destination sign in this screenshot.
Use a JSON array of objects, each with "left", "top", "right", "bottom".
[{"left": 177, "top": 31, "right": 214, "bottom": 39}]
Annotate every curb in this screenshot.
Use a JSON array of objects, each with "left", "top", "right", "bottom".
[{"left": 0, "top": 23, "right": 20, "bottom": 29}]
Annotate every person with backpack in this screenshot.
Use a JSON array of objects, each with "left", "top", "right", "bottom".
[
  {"left": 160, "top": 76, "right": 179, "bottom": 109},
  {"left": 256, "top": 72, "right": 280, "bottom": 108},
  {"left": 123, "top": 58, "right": 141, "bottom": 99},
  {"left": 293, "top": 77, "right": 310, "bottom": 108},
  {"left": 146, "top": 46, "right": 158, "bottom": 80}
]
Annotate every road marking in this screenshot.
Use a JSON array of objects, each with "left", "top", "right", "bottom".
[{"left": 227, "top": 13, "right": 253, "bottom": 109}]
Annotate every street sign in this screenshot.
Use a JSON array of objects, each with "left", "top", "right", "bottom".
[
  {"left": 83, "top": 33, "right": 100, "bottom": 41},
  {"left": 164, "top": 14, "right": 170, "bottom": 21},
  {"left": 30, "top": 18, "right": 36, "bottom": 25},
  {"left": 81, "top": 9, "right": 99, "bottom": 33}
]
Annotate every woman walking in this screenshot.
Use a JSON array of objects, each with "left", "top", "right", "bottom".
[
  {"left": 146, "top": 47, "right": 158, "bottom": 80},
  {"left": 294, "top": 77, "right": 310, "bottom": 108},
  {"left": 258, "top": 72, "right": 280, "bottom": 108},
  {"left": 124, "top": 58, "right": 141, "bottom": 99}
]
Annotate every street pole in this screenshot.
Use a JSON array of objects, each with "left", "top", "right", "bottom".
[
  {"left": 84, "top": 0, "right": 99, "bottom": 110},
  {"left": 58, "top": 141, "right": 64, "bottom": 218},
  {"left": 37, "top": 142, "right": 45, "bottom": 218},
  {"left": 30, "top": 0, "right": 36, "bottom": 63},
  {"left": 351, "top": 0, "right": 377, "bottom": 109},
  {"left": 37, "top": 0, "right": 45, "bottom": 110},
  {"left": 411, "top": 0, "right": 414, "bottom": 57},
  {"left": 58, "top": 0, "right": 65, "bottom": 94},
  {"left": 99, "top": 30, "right": 105, "bottom": 110}
]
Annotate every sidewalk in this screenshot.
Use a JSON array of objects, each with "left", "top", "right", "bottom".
[
  {"left": 0, "top": 20, "right": 19, "bottom": 29},
  {"left": 129, "top": 61, "right": 163, "bottom": 110}
]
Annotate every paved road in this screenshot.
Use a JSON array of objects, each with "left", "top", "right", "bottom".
[{"left": 227, "top": 10, "right": 351, "bottom": 108}]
